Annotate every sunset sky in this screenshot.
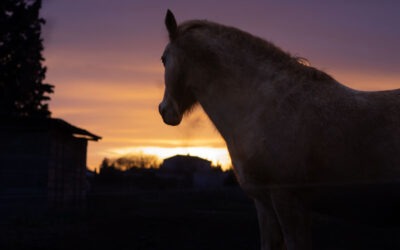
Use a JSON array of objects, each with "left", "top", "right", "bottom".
[{"left": 40, "top": 1, "right": 400, "bottom": 171}]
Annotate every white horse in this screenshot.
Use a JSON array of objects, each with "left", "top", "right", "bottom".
[{"left": 158, "top": 10, "right": 400, "bottom": 250}]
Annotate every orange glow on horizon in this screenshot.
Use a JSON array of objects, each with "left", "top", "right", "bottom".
[
  {"left": 104, "top": 146, "right": 232, "bottom": 171},
  {"left": 60, "top": 69, "right": 400, "bottom": 173},
  {"left": 41, "top": 4, "right": 400, "bottom": 175}
]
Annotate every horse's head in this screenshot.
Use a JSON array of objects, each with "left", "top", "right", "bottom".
[{"left": 158, "top": 10, "right": 197, "bottom": 126}]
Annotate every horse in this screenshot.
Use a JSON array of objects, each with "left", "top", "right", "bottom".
[{"left": 158, "top": 10, "right": 400, "bottom": 250}]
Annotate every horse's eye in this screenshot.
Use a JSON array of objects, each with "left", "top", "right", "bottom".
[{"left": 161, "top": 56, "right": 166, "bottom": 66}]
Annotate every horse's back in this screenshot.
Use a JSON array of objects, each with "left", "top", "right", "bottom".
[{"left": 305, "top": 85, "right": 400, "bottom": 182}]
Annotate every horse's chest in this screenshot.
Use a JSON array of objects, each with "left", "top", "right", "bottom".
[
  {"left": 226, "top": 120, "right": 307, "bottom": 190},
  {"left": 231, "top": 151, "right": 302, "bottom": 192}
]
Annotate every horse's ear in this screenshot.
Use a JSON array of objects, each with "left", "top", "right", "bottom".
[{"left": 165, "top": 9, "right": 178, "bottom": 40}]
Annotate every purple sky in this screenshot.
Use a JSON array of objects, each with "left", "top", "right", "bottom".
[{"left": 40, "top": 1, "right": 400, "bottom": 169}]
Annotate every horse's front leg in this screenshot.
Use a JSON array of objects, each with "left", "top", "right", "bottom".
[
  {"left": 270, "top": 189, "right": 311, "bottom": 250},
  {"left": 254, "top": 194, "right": 286, "bottom": 250}
]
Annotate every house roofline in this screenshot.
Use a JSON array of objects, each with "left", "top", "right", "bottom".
[
  {"left": 1, "top": 117, "right": 101, "bottom": 141},
  {"left": 52, "top": 118, "right": 101, "bottom": 141}
]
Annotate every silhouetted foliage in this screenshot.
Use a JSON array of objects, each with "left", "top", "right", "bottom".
[
  {"left": 0, "top": 0, "right": 53, "bottom": 117},
  {"left": 94, "top": 154, "right": 235, "bottom": 190},
  {"left": 100, "top": 154, "right": 161, "bottom": 171},
  {"left": 96, "top": 157, "right": 160, "bottom": 188},
  {"left": 223, "top": 170, "right": 239, "bottom": 186},
  {"left": 97, "top": 161, "right": 122, "bottom": 185}
]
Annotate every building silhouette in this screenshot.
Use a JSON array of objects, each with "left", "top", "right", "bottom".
[
  {"left": 159, "top": 155, "right": 228, "bottom": 189},
  {"left": 0, "top": 117, "right": 100, "bottom": 212}
]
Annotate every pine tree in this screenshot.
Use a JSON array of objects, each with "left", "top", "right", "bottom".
[{"left": 0, "top": 0, "right": 54, "bottom": 118}]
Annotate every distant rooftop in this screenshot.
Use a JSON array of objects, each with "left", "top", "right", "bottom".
[{"left": 163, "top": 154, "right": 212, "bottom": 164}]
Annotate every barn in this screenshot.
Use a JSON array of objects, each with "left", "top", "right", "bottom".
[{"left": 0, "top": 117, "right": 101, "bottom": 212}]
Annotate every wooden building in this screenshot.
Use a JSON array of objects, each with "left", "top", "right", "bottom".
[{"left": 0, "top": 117, "right": 100, "bottom": 211}]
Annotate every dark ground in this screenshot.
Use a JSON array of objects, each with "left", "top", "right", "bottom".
[
  {"left": 0, "top": 188, "right": 260, "bottom": 250},
  {"left": 2, "top": 186, "right": 400, "bottom": 250}
]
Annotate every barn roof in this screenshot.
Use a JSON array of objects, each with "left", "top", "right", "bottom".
[
  {"left": 51, "top": 118, "right": 101, "bottom": 141},
  {"left": 1, "top": 117, "right": 101, "bottom": 141}
]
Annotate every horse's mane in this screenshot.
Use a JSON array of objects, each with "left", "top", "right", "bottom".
[{"left": 176, "top": 20, "right": 334, "bottom": 82}]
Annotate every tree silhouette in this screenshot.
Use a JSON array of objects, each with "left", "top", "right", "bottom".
[
  {"left": 98, "top": 154, "right": 161, "bottom": 171},
  {"left": 0, "top": 0, "right": 53, "bottom": 118}
]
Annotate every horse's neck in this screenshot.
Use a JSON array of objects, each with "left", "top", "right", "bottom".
[
  {"left": 196, "top": 71, "right": 279, "bottom": 158},
  {"left": 195, "top": 65, "right": 335, "bottom": 163}
]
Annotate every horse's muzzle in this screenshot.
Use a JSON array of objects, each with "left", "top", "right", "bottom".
[{"left": 158, "top": 103, "right": 182, "bottom": 126}]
